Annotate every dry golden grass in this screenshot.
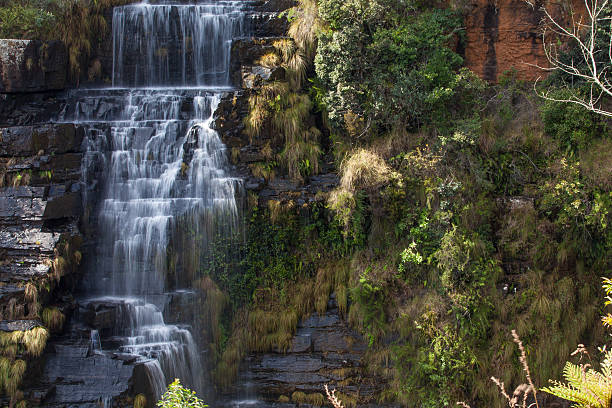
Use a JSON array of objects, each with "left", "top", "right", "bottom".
[
  {"left": 256, "top": 52, "right": 280, "bottom": 68},
  {"left": 213, "top": 310, "right": 248, "bottom": 390},
  {"left": 52, "top": 256, "right": 67, "bottom": 282},
  {"left": 268, "top": 200, "right": 290, "bottom": 224},
  {"left": 0, "top": 357, "right": 26, "bottom": 396},
  {"left": 288, "top": 0, "right": 322, "bottom": 59},
  {"left": 134, "top": 393, "right": 147, "bottom": 408},
  {"left": 339, "top": 149, "right": 395, "bottom": 193},
  {"left": 22, "top": 327, "right": 49, "bottom": 357},
  {"left": 0, "top": 327, "right": 49, "bottom": 358},
  {"left": 292, "top": 391, "right": 325, "bottom": 406},
  {"left": 249, "top": 162, "right": 276, "bottom": 182},
  {"left": 197, "top": 276, "right": 228, "bottom": 347},
  {"left": 42, "top": 307, "right": 65, "bottom": 333}
]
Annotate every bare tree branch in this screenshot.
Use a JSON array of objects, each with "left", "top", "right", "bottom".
[{"left": 524, "top": 0, "right": 612, "bottom": 116}]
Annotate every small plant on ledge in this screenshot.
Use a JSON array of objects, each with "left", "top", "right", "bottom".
[{"left": 157, "top": 379, "right": 207, "bottom": 408}]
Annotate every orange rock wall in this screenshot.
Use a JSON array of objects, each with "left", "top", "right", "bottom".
[{"left": 464, "top": 0, "right": 585, "bottom": 82}]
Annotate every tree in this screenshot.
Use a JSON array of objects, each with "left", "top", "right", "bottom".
[{"left": 527, "top": 0, "right": 612, "bottom": 117}]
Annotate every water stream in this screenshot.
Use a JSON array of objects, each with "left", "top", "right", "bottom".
[{"left": 60, "top": 0, "right": 247, "bottom": 402}]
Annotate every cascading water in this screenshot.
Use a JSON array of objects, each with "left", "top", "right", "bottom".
[
  {"left": 58, "top": 0, "right": 247, "bottom": 403},
  {"left": 112, "top": 3, "right": 244, "bottom": 87}
]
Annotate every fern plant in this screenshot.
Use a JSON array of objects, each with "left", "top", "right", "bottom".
[
  {"left": 541, "top": 347, "right": 612, "bottom": 408},
  {"left": 602, "top": 277, "right": 612, "bottom": 328}
]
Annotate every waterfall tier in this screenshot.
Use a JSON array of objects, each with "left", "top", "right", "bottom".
[
  {"left": 112, "top": 1, "right": 247, "bottom": 87},
  {"left": 55, "top": 0, "right": 247, "bottom": 403}
]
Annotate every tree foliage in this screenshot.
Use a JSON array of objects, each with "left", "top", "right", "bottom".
[{"left": 314, "top": 0, "right": 476, "bottom": 134}]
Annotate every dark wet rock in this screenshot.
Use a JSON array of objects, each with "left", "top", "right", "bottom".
[
  {"left": 39, "top": 343, "right": 136, "bottom": 406},
  {"left": 43, "top": 192, "right": 82, "bottom": 220},
  {"left": 226, "top": 298, "right": 385, "bottom": 405},
  {"left": 0, "top": 124, "right": 84, "bottom": 157},
  {"left": 0, "top": 319, "right": 43, "bottom": 332},
  {"left": 0, "top": 92, "right": 63, "bottom": 127},
  {"left": 0, "top": 104, "right": 85, "bottom": 344},
  {"left": 247, "top": 12, "right": 290, "bottom": 37},
  {"left": 253, "top": 0, "right": 296, "bottom": 13},
  {"left": 0, "top": 40, "right": 67, "bottom": 93}
]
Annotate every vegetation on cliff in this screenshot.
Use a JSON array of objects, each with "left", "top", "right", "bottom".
[
  {"left": 205, "top": 0, "right": 612, "bottom": 407},
  {"left": 2, "top": 0, "right": 610, "bottom": 406},
  {"left": 0, "top": 0, "right": 133, "bottom": 79}
]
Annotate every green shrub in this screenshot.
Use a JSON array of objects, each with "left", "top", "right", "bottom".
[
  {"left": 0, "top": 4, "right": 55, "bottom": 39},
  {"left": 540, "top": 89, "right": 607, "bottom": 153},
  {"left": 315, "top": 1, "right": 481, "bottom": 134},
  {"left": 157, "top": 379, "right": 207, "bottom": 408},
  {"left": 350, "top": 271, "right": 387, "bottom": 346}
]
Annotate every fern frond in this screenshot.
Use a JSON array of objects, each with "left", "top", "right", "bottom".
[
  {"left": 542, "top": 384, "right": 603, "bottom": 408},
  {"left": 600, "top": 350, "right": 612, "bottom": 380},
  {"left": 564, "top": 363, "right": 588, "bottom": 388}
]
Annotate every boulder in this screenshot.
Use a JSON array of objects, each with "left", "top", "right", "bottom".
[
  {"left": 230, "top": 38, "right": 281, "bottom": 86},
  {"left": 0, "top": 40, "right": 67, "bottom": 93}
]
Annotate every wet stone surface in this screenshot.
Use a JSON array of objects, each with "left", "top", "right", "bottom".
[{"left": 224, "top": 297, "right": 385, "bottom": 406}]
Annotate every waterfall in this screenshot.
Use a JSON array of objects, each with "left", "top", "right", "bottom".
[
  {"left": 112, "top": 2, "right": 245, "bottom": 87},
  {"left": 60, "top": 0, "right": 246, "bottom": 402}
]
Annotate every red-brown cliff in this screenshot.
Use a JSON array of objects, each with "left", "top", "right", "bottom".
[{"left": 464, "top": 0, "right": 585, "bottom": 82}]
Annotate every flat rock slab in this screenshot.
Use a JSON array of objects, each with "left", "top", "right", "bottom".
[
  {"left": 41, "top": 344, "right": 135, "bottom": 406},
  {"left": 235, "top": 301, "right": 373, "bottom": 400}
]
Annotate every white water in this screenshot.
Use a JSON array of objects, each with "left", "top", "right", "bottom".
[
  {"left": 112, "top": 1, "right": 246, "bottom": 87},
  {"left": 63, "top": 0, "right": 247, "bottom": 402}
]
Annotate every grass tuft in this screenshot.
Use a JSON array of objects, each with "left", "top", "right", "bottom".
[
  {"left": 42, "top": 307, "right": 65, "bottom": 333},
  {"left": 134, "top": 393, "right": 147, "bottom": 408}
]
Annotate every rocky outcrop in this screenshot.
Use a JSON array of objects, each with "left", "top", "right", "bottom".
[
  {"left": 226, "top": 296, "right": 387, "bottom": 407},
  {"left": 0, "top": 40, "right": 67, "bottom": 93},
  {"left": 463, "top": 0, "right": 586, "bottom": 82},
  {"left": 217, "top": 33, "right": 338, "bottom": 207}
]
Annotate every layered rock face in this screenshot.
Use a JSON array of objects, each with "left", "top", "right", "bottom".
[
  {"left": 213, "top": 4, "right": 377, "bottom": 406},
  {"left": 463, "top": 0, "right": 585, "bottom": 82},
  {"left": 227, "top": 296, "right": 387, "bottom": 407},
  {"left": 0, "top": 84, "right": 84, "bottom": 406}
]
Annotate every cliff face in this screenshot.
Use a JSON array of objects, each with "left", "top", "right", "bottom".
[
  {"left": 463, "top": 0, "right": 584, "bottom": 82},
  {"left": 0, "top": 40, "right": 86, "bottom": 406},
  {"left": 0, "top": 40, "right": 67, "bottom": 92}
]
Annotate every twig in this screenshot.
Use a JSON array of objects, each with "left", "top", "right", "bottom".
[
  {"left": 324, "top": 384, "right": 345, "bottom": 408},
  {"left": 512, "top": 330, "right": 540, "bottom": 408}
]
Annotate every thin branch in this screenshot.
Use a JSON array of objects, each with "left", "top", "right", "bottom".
[{"left": 524, "top": 0, "right": 612, "bottom": 116}]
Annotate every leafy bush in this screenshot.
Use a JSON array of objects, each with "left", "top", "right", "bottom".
[
  {"left": 157, "top": 379, "right": 207, "bottom": 408},
  {"left": 0, "top": 4, "right": 55, "bottom": 39},
  {"left": 315, "top": 0, "right": 479, "bottom": 134},
  {"left": 540, "top": 89, "right": 608, "bottom": 153},
  {"left": 351, "top": 271, "right": 387, "bottom": 346}
]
